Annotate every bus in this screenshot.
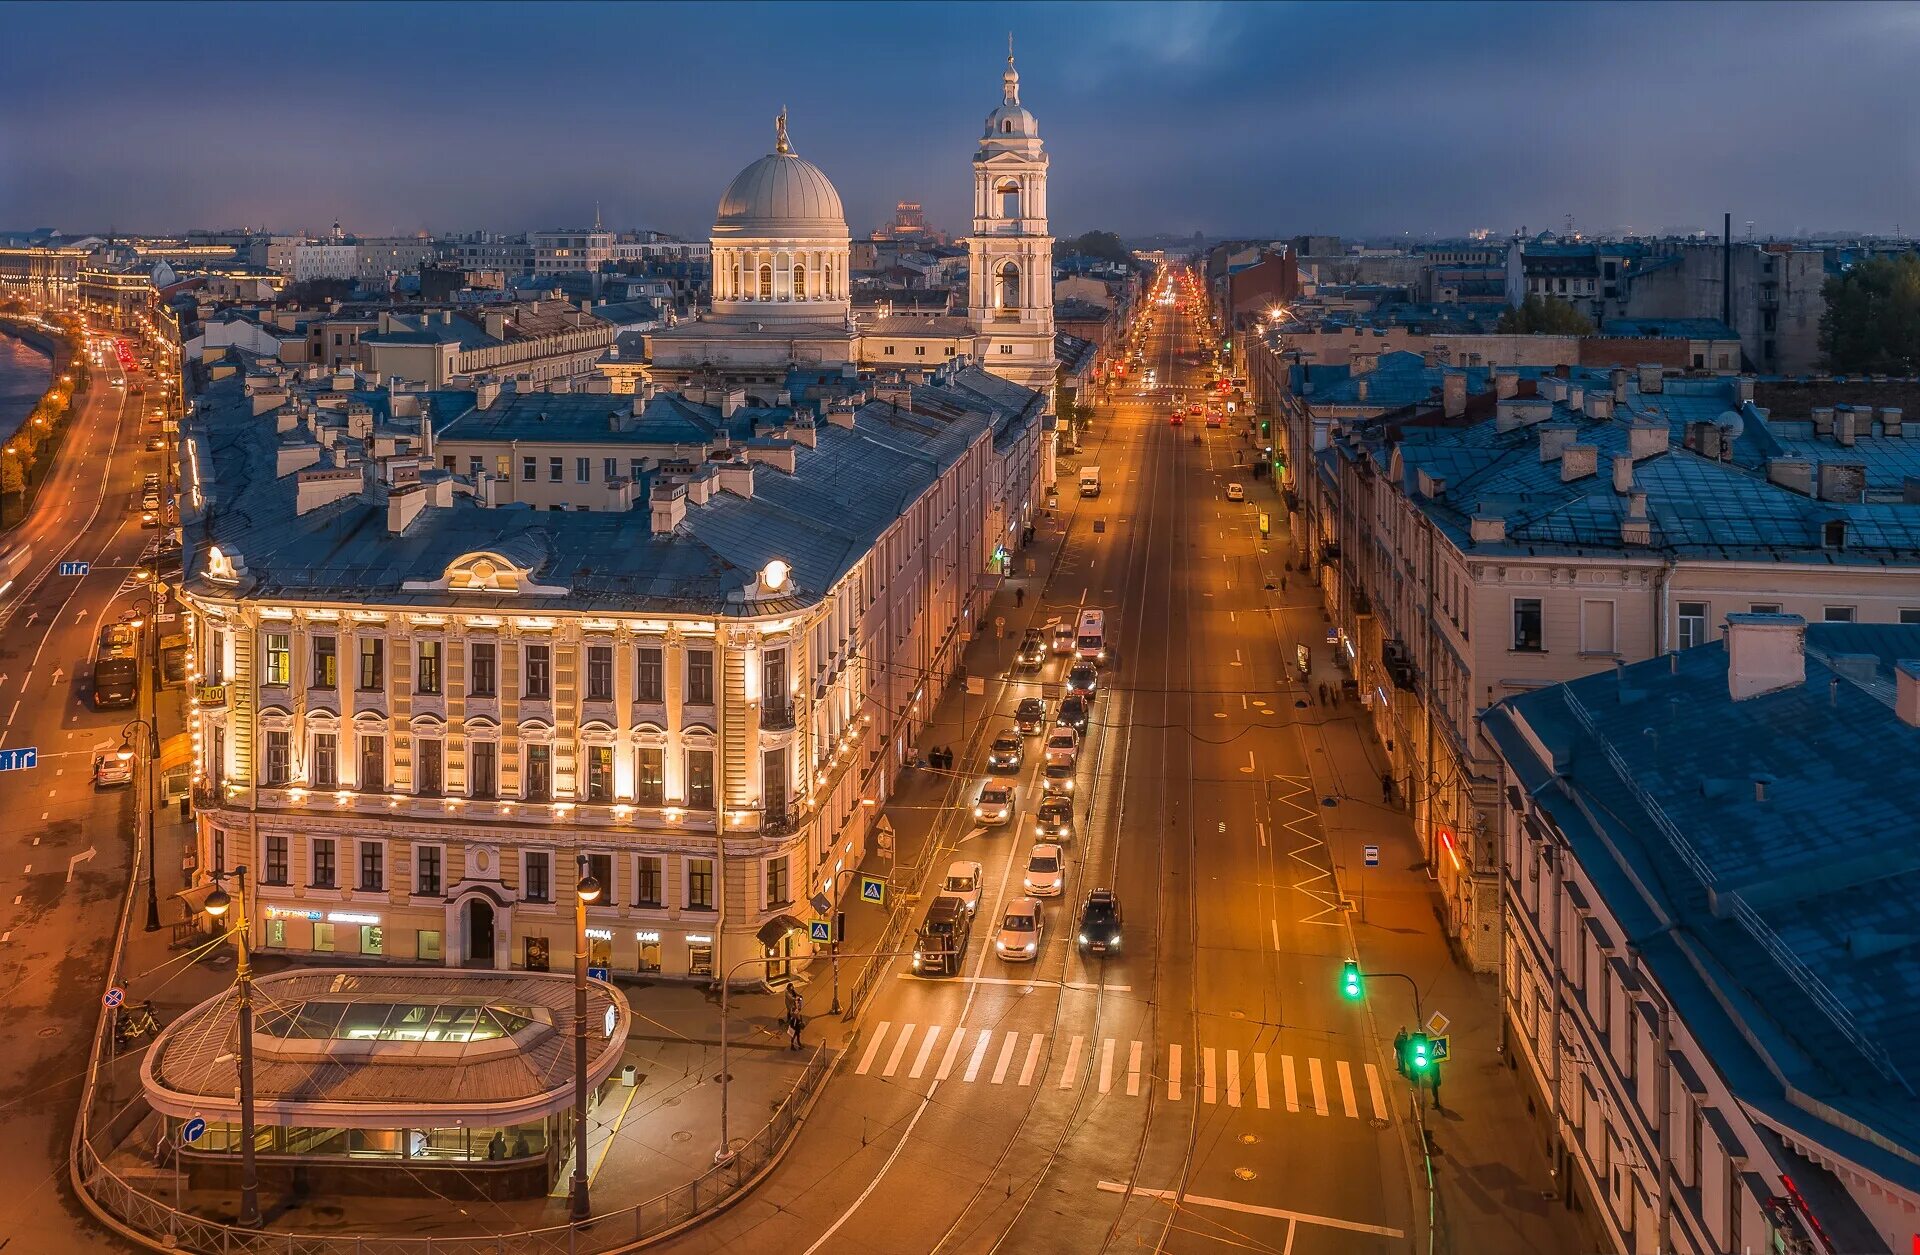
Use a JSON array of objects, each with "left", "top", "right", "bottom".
[
  {"left": 93, "top": 621, "right": 139, "bottom": 710},
  {"left": 0, "top": 543, "right": 31, "bottom": 599},
  {"left": 1075, "top": 609, "right": 1107, "bottom": 664}
]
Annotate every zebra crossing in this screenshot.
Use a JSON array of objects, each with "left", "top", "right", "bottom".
[{"left": 851, "top": 1021, "right": 1393, "bottom": 1121}]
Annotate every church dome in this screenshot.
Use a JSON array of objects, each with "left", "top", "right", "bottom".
[{"left": 714, "top": 118, "right": 847, "bottom": 239}]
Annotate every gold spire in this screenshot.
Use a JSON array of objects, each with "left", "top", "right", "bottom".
[{"left": 775, "top": 106, "right": 790, "bottom": 154}]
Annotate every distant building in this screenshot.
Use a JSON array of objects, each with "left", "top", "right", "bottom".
[
  {"left": 531, "top": 227, "right": 614, "bottom": 276},
  {"left": 873, "top": 200, "right": 945, "bottom": 246},
  {"left": 1621, "top": 240, "right": 1825, "bottom": 375}
]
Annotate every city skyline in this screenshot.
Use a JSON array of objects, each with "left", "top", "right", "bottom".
[{"left": 3, "top": 1, "right": 1916, "bottom": 240}]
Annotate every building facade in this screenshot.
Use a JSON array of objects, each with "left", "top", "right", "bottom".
[{"left": 964, "top": 51, "right": 1056, "bottom": 396}]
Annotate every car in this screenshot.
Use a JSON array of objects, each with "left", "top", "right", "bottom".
[
  {"left": 1078, "top": 888, "right": 1124, "bottom": 955},
  {"left": 1014, "top": 632, "right": 1047, "bottom": 671},
  {"left": 1066, "top": 662, "right": 1099, "bottom": 700},
  {"left": 92, "top": 754, "right": 133, "bottom": 788},
  {"left": 974, "top": 783, "right": 1017, "bottom": 826},
  {"left": 1034, "top": 795, "right": 1075, "bottom": 843},
  {"left": 1044, "top": 726, "right": 1080, "bottom": 766},
  {"left": 1023, "top": 844, "right": 1065, "bottom": 898},
  {"left": 1015, "top": 697, "right": 1047, "bottom": 736},
  {"left": 987, "top": 729, "right": 1024, "bottom": 773},
  {"left": 994, "top": 897, "right": 1044, "bottom": 961},
  {"left": 1226, "top": 482, "right": 1246, "bottom": 502},
  {"left": 1169, "top": 410, "right": 1184, "bottom": 427},
  {"left": 1050, "top": 622, "right": 1075, "bottom": 655},
  {"left": 1041, "top": 759, "right": 1076, "bottom": 796},
  {"left": 1056, "top": 694, "right": 1090, "bottom": 732},
  {"left": 938, "top": 860, "right": 985, "bottom": 914}
]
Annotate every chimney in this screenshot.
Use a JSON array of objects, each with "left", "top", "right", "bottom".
[
  {"left": 1612, "top": 453, "right": 1635, "bottom": 493},
  {"left": 1897, "top": 659, "right": 1920, "bottom": 727},
  {"left": 1691, "top": 422, "right": 1723, "bottom": 461},
  {"left": 386, "top": 483, "right": 428, "bottom": 534},
  {"left": 1724, "top": 612, "right": 1806, "bottom": 701},
  {"left": 1816, "top": 462, "right": 1866, "bottom": 503},
  {"left": 1496, "top": 397, "right": 1553, "bottom": 432},
  {"left": 1734, "top": 376, "right": 1756, "bottom": 404},
  {"left": 649, "top": 480, "right": 687, "bottom": 535},
  {"left": 1587, "top": 393, "right": 1614, "bottom": 421},
  {"left": 1494, "top": 369, "right": 1519, "bottom": 399},
  {"left": 1883, "top": 407, "right": 1905, "bottom": 437},
  {"left": 1628, "top": 421, "right": 1670, "bottom": 461},
  {"left": 1560, "top": 444, "right": 1599, "bottom": 481},
  {"left": 1835, "top": 407, "right": 1858, "bottom": 447},
  {"left": 1622, "top": 491, "right": 1652, "bottom": 545},
  {"left": 1538, "top": 423, "right": 1578, "bottom": 461},
  {"left": 1442, "top": 371, "right": 1466, "bottom": 418},
  {"left": 1567, "top": 384, "right": 1585, "bottom": 415},
  {"left": 1767, "top": 458, "right": 1813, "bottom": 496},
  {"left": 720, "top": 388, "right": 745, "bottom": 418},
  {"left": 1811, "top": 406, "right": 1835, "bottom": 437},
  {"left": 827, "top": 400, "right": 858, "bottom": 429},
  {"left": 1469, "top": 513, "right": 1506, "bottom": 544},
  {"left": 1638, "top": 363, "right": 1665, "bottom": 394},
  {"left": 1610, "top": 367, "right": 1629, "bottom": 402},
  {"left": 717, "top": 461, "right": 754, "bottom": 498},
  {"left": 684, "top": 469, "right": 715, "bottom": 505},
  {"left": 1355, "top": 378, "right": 1370, "bottom": 403},
  {"left": 1352, "top": 349, "right": 1378, "bottom": 376},
  {"left": 295, "top": 466, "right": 363, "bottom": 516}
]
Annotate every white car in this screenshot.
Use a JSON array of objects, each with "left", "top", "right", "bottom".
[
  {"left": 974, "top": 783, "right": 1017, "bottom": 826},
  {"left": 1044, "top": 727, "right": 1080, "bottom": 768},
  {"left": 1226, "top": 483, "right": 1246, "bottom": 502},
  {"left": 92, "top": 754, "right": 133, "bottom": 788},
  {"left": 1022, "top": 844, "right": 1065, "bottom": 898},
  {"left": 939, "top": 860, "right": 985, "bottom": 914},
  {"left": 994, "top": 897, "right": 1044, "bottom": 961}
]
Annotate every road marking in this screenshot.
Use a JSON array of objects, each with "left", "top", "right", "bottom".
[
  {"left": 908, "top": 1025, "right": 942, "bottom": 1079},
  {"left": 1093, "top": 1182, "right": 1404, "bottom": 1239},
  {"left": 1098, "top": 1037, "right": 1114, "bottom": 1093},
  {"left": 1127, "top": 1039, "right": 1142, "bottom": 1096},
  {"left": 964, "top": 1029, "right": 992, "bottom": 1082},
  {"left": 1057, "top": 1034, "right": 1082, "bottom": 1088},
  {"left": 1018, "top": 1034, "right": 1043, "bottom": 1086},
  {"left": 1366, "top": 1062, "right": 1389, "bottom": 1121},
  {"left": 1256, "top": 820, "right": 1266, "bottom": 847},
  {"left": 882, "top": 1023, "right": 915, "bottom": 1078},
  {"left": 990, "top": 1031, "right": 1019, "bottom": 1084},
  {"left": 1226, "top": 1049, "right": 1242, "bottom": 1107},
  {"left": 1202, "top": 1046, "right": 1218, "bottom": 1104},
  {"left": 1168, "top": 1043, "right": 1182, "bottom": 1101},
  {"left": 1243, "top": 750, "right": 1255, "bottom": 775},
  {"left": 1271, "top": 919, "right": 1280, "bottom": 951},
  {"left": 1309, "top": 1056, "right": 1329, "bottom": 1116},
  {"left": 1337, "top": 1060, "right": 1359, "bottom": 1118},
  {"left": 1254, "top": 1052, "right": 1270, "bottom": 1109},
  {"left": 936, "top": 1029, "right": 966, "bottom": 1081},
  {"left": 1282, "top": 1054, "right": 1298, "bottom": 1111},
  {"left": 895, "top": 973, "right": 1130, "bottom": 992},
  {"left": 21, "top": 865, "right": 29, "bottom": 875},
  {"left": 856, "top": 1022, "right": 891, "bottom": 1075}
]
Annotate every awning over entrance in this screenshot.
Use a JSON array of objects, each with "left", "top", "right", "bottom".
[{"left": 756, "top": 914, "right": 805, "bottom": 948}]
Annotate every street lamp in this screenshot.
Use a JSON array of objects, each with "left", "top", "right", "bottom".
[
  {"left": 117, "top": 718, "right": 161, "bottom": 932},
  {"left": 569, "top": 856, "right": 602, "bottom": 1222},
  {"left": 201, "top": 866, "right": 261, "bottom": 1228}
]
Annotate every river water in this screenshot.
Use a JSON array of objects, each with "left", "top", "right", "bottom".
[{"left": 0, "top": 331, "right": 53, "bottom": 444}]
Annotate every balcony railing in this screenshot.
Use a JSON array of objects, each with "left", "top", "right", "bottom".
[{"left": 761, "top": 701, "right": 796, "bottom": 731}]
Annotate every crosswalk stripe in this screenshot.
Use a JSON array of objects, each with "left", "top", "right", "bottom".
[
  {"left": 1168, "top": 1043, "right": 1183, "bottom": 1101},
  {"left": 964, "top": 1029, "right": 993, "bottom": 1082},
  {"left": 883, "top": 1024, "right": 915, "bottom": 1078},
  {"left": 1058, "top": 1034, "right": 1083, "bottom": 1089},
  {"left": 991, "top": 1031, "right": 1019, "bottom": 1084},
  {"left": 1099, "top": 1038, "right": 1115, "bottom": 1093},
  {"left": 1309, "top": 1056, "right": 1329, "bottom": 1116},
  {"left": 937, "top": 1029, "right": 966, "bottom": 1081},
  {"left": 1254, "top": 1052, "right": 1270, "bottom": 1109},
  {"left": 857, "top": 1022, "right": 891, "bottom": 1076},
  {"left": 1018, "top": 1034, "right": 1043, "bottom": 1086},
  {"left": 1226, "top": 1049, "right": 1242, "bottom": 1108},
  {"left": 1336, "top": 1060, "right": 1358, "bottom": 1118},
  {"left": 909, "top": 1026, "right": 942, "bottom": 1079},
  {"left": 1203, "top": 1046, "right": 1218, "bottom": 1104},
  {"left": 1282, "top": 1054, "right": 1298, "bottom": 1112},
  {"left": 1365, "top": 1062, "right": 1388, "bottom": 1121},
  {"left": 1127, "top": 1039, "right": 1143, "bottom": 1097}
]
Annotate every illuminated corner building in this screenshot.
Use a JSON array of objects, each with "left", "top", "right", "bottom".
[{"left": 176, "top": 348, "right": 1044, "bottom": 984}]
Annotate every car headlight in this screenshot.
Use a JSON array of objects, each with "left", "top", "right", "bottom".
[
  {"left": 1025, "top": 943, "right": 1037, "bottom": 953},
  {"left": 1077, "top": 934, "right": 1089, "bottom": 944},
  {"left": 995, "top": 941, "right": 1007, "bottom": 951},
  {"left": 1022, "top": 878, "right": 1034, "bottom": 889},
  {"left": 973, "top": 807, "right": 983, "bottom": 818}
]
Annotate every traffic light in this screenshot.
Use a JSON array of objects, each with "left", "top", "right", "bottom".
[
  {"left": 1406, "top": 1032, "right": 1432, "bottom": 1073},
  {"left": 1260, "top": 417, "right": 1271, "bottom": 437},
  {"left": 1340, "top": 960, "right": 1363, "bottom": 1001}
]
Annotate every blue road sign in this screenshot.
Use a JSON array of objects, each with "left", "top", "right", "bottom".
[
  {"left": 809, "top": 919, "right": 832, "bottom": 943},
  {"left": 103, "top": 986, "right": 126, "bottom": 1009},
  {"left": 59, "top": 561, "right": 90, "bottom": 577},
  {"left": 587, "top": 966, "right": 609, "bottom": 982},
  {"left": 859, "top": 875, "right": 886, "bottom": 906},
  {"left": 0, "top": 747, "right": 39, "bottom": 772},
  {"left": 1364, "top": 845, "right": 1380, "bottom": 867},
  {"left": 1430, "top": 1036, "right": 1451, "bottom": 1063},
  {"left": 181, "top": 1117, "right": 207, "bottom": 1145}
]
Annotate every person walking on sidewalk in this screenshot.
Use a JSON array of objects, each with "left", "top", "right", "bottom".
[
  {"left": 1381, "top": 771, "right": 1394, "bottom": 805},
  {"left": 787, "top": 1009, "right": 806, "bottom": 1050},
  {"left": 1015, "top": 586, "right": 1025, "bottom": 608}
]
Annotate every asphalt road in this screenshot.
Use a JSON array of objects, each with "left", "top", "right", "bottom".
[
  {"left": 0, "top": 333, "right": 169, "bottom": 1253},
  {"left": 658, "top": 278, "right": 1423, "bottom": 1254}
]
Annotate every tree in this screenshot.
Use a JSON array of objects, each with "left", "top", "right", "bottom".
[
  {"left": 1497, "top": 295, "right": 1594, "bottom": 336},
  {"left": 1065, "top": 231, "right": 1130, "bottom": 265},
  {"left": 0, "top": 450, "right": 24, "bottom": 497},
  {"left": 1820, "top": 254, "right": 1920, "bottom": 374}
]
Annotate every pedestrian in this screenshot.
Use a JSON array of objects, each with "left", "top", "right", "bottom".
[
  {"left": 1429, "top": 1069, "right": 1442, "bottom": 1111},
  {"left": 787, "top": 1010, "right": 805, "bottom": 1050},
  {"left": 1393, "top": 1029, "right": 1409, "bottom": 1079},
  {"left": 487, "top": 1130, "right": 507, "bottom": 1160},
  {"left": 1281, "top": 575, "right": 1288, "bottom": 593},
  {"left": 512, "top": 1132, "right": 531, "bottom": 1158},
  {"left": 1381, "top": 771, "right": 1393, "bottom": 804},
  {"left": 1318, "top": 682, "right": 1329, "bottom": 706},
  {"left": 1015, "top": 586, "right": 1025, "bottom": 608}
]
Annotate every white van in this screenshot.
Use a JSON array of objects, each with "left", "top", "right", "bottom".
[{"left": 1075, "top": 609, "right": 1107, "bottom": 663}]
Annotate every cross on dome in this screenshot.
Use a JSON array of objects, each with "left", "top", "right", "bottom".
[{"left": 1004, "top": 34, "right": 1020, "bottom": 105}]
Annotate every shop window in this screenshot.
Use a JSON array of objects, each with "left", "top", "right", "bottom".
[
  {"left": 524, "top": 936, "right": 550, "bottom": 971},
  {"left": 418, "top": 930, "right": 442, "bottom": 962},
  {"left": 635, "top": 933, "right": 662, "bottom": 972},
  {"left": 687, "top": 938, "right": 714, "bottom": 978},
  {"left": 313, "top": 921, "right": 335, "bottom": 952},
  {"left": 262, "top": 918, "right": 285, "bottom": 948},
  {"left": 360, "top": 925, "right": 384, "bottom": 956}
]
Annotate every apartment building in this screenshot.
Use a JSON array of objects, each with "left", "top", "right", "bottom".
[{"left": 359, "top": 302, "right": 615, "bottom": 387}]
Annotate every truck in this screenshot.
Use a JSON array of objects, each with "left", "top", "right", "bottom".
[{"left": 1079, "top": 466, "right": 1101, "bottom": 498}]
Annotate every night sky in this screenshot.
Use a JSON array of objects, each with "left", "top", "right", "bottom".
[{"left": 2, "top": 1, "right": 1915, "bottom": 241}]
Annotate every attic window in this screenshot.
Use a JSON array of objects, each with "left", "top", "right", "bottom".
[
  {"left": 1002, "top": 119, "right": 1013, "bottom": 134},
  {"left": 1823, "top": 520, "right": 1847, "bottom": 549}
]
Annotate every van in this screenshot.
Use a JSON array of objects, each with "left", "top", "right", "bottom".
[
  {"left": 1075, "top": 609, "right": 1107, "bottom": 663},
  {"left": 1079, "top": 466, "right": 1101, "bottom": 498}
]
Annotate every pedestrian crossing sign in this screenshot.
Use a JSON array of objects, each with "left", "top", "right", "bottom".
[
  {"left": 809, "top": 919, "right": 832, "bottom": 943},
  {"left": 860, "top": 875, "right": 886, "bottom": 906},
  {"left": 1430, "top": 1035, "right": 1450, "bottom": 1062}
]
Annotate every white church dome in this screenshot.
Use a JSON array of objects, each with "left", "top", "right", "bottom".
[{"left": 714, "top": 114, "right": 847, "bottom": 239}]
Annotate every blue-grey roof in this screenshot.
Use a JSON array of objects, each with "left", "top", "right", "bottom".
[
  {"left": 1602, "top": 317, "right": 1741, "bottom": 341},
  {"left": 1483, "top": 625, "right": 1920, "bottom": 1208},
  {"left": 434, "top": 391, "right": 751, "bottom": 447}
]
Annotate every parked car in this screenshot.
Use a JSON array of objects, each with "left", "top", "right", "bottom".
[
  {"left": 1023, "top": 844, "right": 1065, "bottom": 897},
  {"left": 1226, "top": 482, "right": 1246, "bottom": 502},
  {"left": 1015, "top": 631, "right": 1047, "bottom": 671}
]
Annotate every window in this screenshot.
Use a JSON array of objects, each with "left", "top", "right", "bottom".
[
  {"left": 636, "top": 646, "right": 664, "bottom": 701},
  {"left": 312, "top": 837, "right": 337, "bottom": 889},
  {"left": 470, "top": 642, "right": 497, "bottom": 697},
  {"left": 521, "top": 456, "right": 536, "bottom": 482},
  {"left": 762, "top": 649, "right": 788, "bottom": 716},
  {"left": 313, "top": 921, "right": 335, "bottom": 952},
  {"left": 524, "top": 644, "right": 551, "bottom": 699},
  {"left": 1580, "top": 600, "right": 1616, "bottom": 655},
  {"left": 470, "top": 741, "right": 497, "bottom": 798},
  {"left": 416, "top": 738, "right": 442, "bottom": 795},
  {"left": 791, "top": 263, "right": 805, "bottom": 298},
  {"left": 687, "top": 749, "right": 715, "bottom": 809},
  {"left": 686, "top": 647, "right": 714, "bottom": 704},
  {"left": 763, "top": 746, "right": 790, "bottom": 822},
  {"left": 1901, "top": 608, "right": 1920, "bottom": 625},
  {"left": 416, "top": 844, "right": 442, "bottom": 896},
  {"left": 587, "top": 853, "right": 614, "bottom": 903},
  {"left": 914, "top": 345, "right": 926, "bottom": 356},
  {"left": 636, "top": 748, "right": 664, "bottom": 805},
  {"left": 603, "top": 457, "right": 617, "bottom": 481},
  {"left": 883, "top": 345, "right": 895, "bottom": 356},
  {"left": 264, "top": 834, "right": 289, "bottom": 885},
  {"left": 207, "top": 629, "right": 226, "bottom": 685},
  {"left": 524, "top": 744, "right": 552, "bottom": 801},
  {"left": 312, "top": 634, "right": 338, "bottom": 688},
  {"left": 418, "top": 930, "right": 442, "bottom": 961},
  {"left": 548, "top": 457, "right": 563, "bottom": 483},
  {"left": 575, "top": 457, "right": 590, "bottom": 484},
  {"left": 687, "top": 857, "right": 715, "bottom": 910},
  {"left": 1823, "top": 605, "right": 1856, "bottom": 623},
  {"left": 361, "top": 925, "right": 383, "bottom": 956},
  {"left": 312, "top": 732, "right": 338, "bottom": 787},
  {"left": 1676, "top": 602, "right": 1707, "bottom": 650},
  {"left": 586, "top": 645, "right": 613, "bottom": 701},
  {"left": 359, "top": 841, "right": 384, "bottom": 891},
  {"left": 1511, "top": 598, "right": 1543, "bottom": 651},
  {"left": 495, "top": 455, "right": 510, "bottom": 479},
  {"left": 585, "top": 745, "right": 613, "bottom": 802},
  {"left": 468, "top": 455, "right": 483, "bottom": 477},
  {"left": 264, "top": 730, "right": 291, "bottom": 785},
  {"left": 358, "top": 734, "right": 384, "bottom": 791},
  {"left": 358, "top": 637, "right": 384, "bottom": 689},
  {"left": 415, "top": 639, "right": 441, "bottom": 694},
  {"left": 758, "top": 265, "right": 773, "bottom": 300},
  {"left": 262, "top": 918, "right": 285, "bottom": 948},
  {"left": 1749, "top": 604, "right": 1782, "bottom": 615},
  {"left": 1000, "top": 344, "right": 1014, "bottom": 355},
  {"left": 524, "top": 851, "right": 551, "bottom": 902},
  {"left": 635, "top": 855, "right": 663, "bottom": 907},
  {"left": 765, "top": 856, "right": 790, "bottom": 908}
]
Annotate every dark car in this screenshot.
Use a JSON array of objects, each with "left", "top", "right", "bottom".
[
  {"left": 1078, "top": 889, "right": 1123, "bottom": 955},
  {"left": 1015, "top": 631, "right": 1047, "bottom": 671},
  {"left": 1066, "top": 662, "right": 1099, "bottom": 700},
  {"left": 1056, "top": 694, "right": 1090, "bottom": 732},
  {"left": 987, "top": 729, "right": 1024, "bottom": 774},
  {"left": 1034, "top": 795, "right": 1075, "bottom": 842},
  {"left": 1015, "top": 697, "right": 1047, "bottom": 736}
]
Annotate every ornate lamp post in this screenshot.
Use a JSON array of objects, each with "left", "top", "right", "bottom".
[
  {"left": 569, "top": 855, "right": 602, "bottom": 1221},
  {"left": 202, "top": 868, "right": 261, "bottom": 1227}
]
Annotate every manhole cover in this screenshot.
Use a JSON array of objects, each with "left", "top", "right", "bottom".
[
  {"left": 672, "top": 1131, "right": 693, "bottom": 1144},
  {"left": 1294, "top": 700, "right": 1308, "bottom": 709},
  {"left": 1233, "top": 1167, "right": 1257, "bottom": 1181},
  {"left": 1238, "top": 1133, "right": 1259, "bottom": 1146},
  {"left": 712, "top": 1072, "right": 734, "bottom": 1084},
  {"left": 38, "top": 1026, "right": 59, "bottom": 1038}
]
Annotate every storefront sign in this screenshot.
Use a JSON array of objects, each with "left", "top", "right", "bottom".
[
  {"left": 686, "top": 934, "right": 712, "bottom": 943},
  {"left": 634, "top": 931, "right": 662, "bottom": 943},
  {"left": 585, "top": 928, "right": 614, "bottom": 941},
  {"left": 266, "top": 906, "right": 322, "bottom": 921},
  {"left": 327, "top": 911, "right": 381, "bottom": 925},
  {"left": 196, "top": 684, "right": 228, "bottom": 709}
]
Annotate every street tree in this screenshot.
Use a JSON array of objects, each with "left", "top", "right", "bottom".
[
  {"left": 1821, "top": 254, "right": 1920, "bottom": 374},
  {"left": 1497, "top": 295, "right": 1594, "bottom": 336}
]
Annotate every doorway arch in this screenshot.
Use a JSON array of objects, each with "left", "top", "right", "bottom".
[{"left": 464, "top": 898, "right": 496, "bottom": 967}]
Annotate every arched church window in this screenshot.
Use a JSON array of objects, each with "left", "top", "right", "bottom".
[
  {"left": 998, "top": 262, "right": 1021, "bottom": 310},
  {"left": 758, "top": 265, "right": 773, "bottom": 301},
  {"left": 1002, "top": 119, "right": 1014, "bottom": 134},
  {"left": 792, "top": 264, "right": 805, "bottom": 300},
  {"left": 997, "top": 179, "right": 1021, "bottom": 219}
]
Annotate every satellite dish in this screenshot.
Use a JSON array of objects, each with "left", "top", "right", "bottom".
[{"left": 1714, "top": 409, "right": 1744, "bottom": 439}]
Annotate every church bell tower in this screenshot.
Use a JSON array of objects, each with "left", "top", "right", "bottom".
[{"left": 968, "top": 44, "right": 1055, "bottom": 394}]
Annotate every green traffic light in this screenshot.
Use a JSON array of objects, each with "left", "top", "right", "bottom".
[
  {"left": 1408, "top": 1032, "right": 1432, "bottom": 1071},
  {"left": 1340, "top": 960, "right": 1363, "bottom": 1001}
]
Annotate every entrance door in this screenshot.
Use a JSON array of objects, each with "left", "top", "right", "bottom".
[
  {"left": 765, "top": 933, "right": 793, "bottom": 983},
  {"left": 465, "top": 899, "right": 495, "bottom": 966}
]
